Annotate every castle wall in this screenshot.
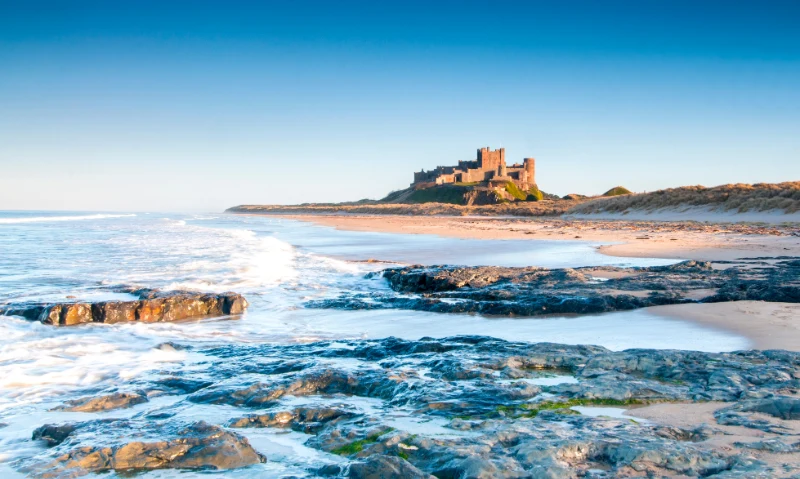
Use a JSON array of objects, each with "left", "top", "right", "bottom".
[
  {"left": 412, "top": 147, "right": 535, "bottom": 189},
  {"left": 477, "top": 147, "right": 504, "bottom": 172}
]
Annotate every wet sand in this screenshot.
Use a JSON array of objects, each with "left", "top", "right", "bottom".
[
  {"left": 627, "top": 402, "right": 800, "bottom": 474},
  {"left": 267, "top": 214, "right": 800, "bottom": 262},
  {"left": 648, "top": 302, "right": 800, "bottom": 351},
  {"left": 239, "top": 213, "right": 800, "bottom": 352}
]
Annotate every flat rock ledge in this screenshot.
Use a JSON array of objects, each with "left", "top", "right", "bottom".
[
  {"left": 307, "top": 257, "right": 800, "bottom": 316},
  {"left": 0, "top": 289, "right": 248, "bottom": 326},
  {"left": 18, "top": 337, "right": 800, "bottom": 478}
]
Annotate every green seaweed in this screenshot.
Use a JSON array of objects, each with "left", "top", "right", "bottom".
[
  {"left": 330, "top": 428, "right": 395, "bottom": 456},
  {"left": 496, "top": 397, "right": 649, "bottom": 418}
]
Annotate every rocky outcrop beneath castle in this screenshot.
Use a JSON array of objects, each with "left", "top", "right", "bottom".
[
  {"left": 18, "top": 336, "right": 800, "bottom": 478},
  {"left": 306, "top": 257, "right": 800, "bottom": 316},
  {"left": 28, "top": 421, "right": 265, "bottom": 477},
  {"left": 0, "top": 288, "right": 248, "bottom": 326}
]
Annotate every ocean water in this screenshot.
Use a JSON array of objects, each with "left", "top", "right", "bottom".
[{"left": 0, "top": 211, "right": 749, "bottom": 477}]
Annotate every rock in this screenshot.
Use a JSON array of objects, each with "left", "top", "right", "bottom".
[
  {"left": 33, "top": 424, "right": 77, "bottom": 447},
  {"left": 33, "top": 421, "right": 265, "bottom": 477},
  {"left": 40, "top": 303, "right": 93, "bottom": 326},
  {"left": 152, "top": 377, "right": 213, "bottom": 395},
  {"left": 738, "top": 396, "right": 800, "bottom": 420},
  {"left": 230, "top": 406, "right": 358, "bottom": 433},
  {"left": 53, "top": 392, "right": 148, "bottom": 412},
  {"left": 18, "top": 336, "right": 800, "bottom": 479},
  {"left": 735, "top": 439, "right": 800, "bottom": 453},
  {"left": 307, "top": 258, "right": 800, "bottom": 316},
  {"left": 0, "top": 290, "right": 248, "bottom": 326},
  {"left": 348, "top": 456, "right": 434, "bottom": 479}
]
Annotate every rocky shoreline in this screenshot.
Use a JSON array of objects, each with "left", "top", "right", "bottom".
[
  {"left": 18, "top": 336, "right": 800, "bottom": 477},
  {"left": 307, "top": 257, "right": 800, "bottom": 316},
  {"left": 0, "top": 288, "right": 248, "bottom": 326}
]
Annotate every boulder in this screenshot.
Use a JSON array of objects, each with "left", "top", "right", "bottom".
[
  {"left": 34, "top": 421, "right": 265, "bottom": 477},
  {"left": 1, "top": 290, "right": 248, "bottom": 326}
]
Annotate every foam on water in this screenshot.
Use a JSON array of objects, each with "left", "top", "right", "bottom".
[
  {"left": 0, "top": 211, "right": 752, "bottom": 475},
  {"left": 0, "top": 213, "right": 136, "bottom": 224}
]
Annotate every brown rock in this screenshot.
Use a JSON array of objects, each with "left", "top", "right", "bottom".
[
  {"left": 39, "top": 304, "right": 93, "bottom": 326},
  {"left": 136, "top": 299, "right": 165, "bottom": 323},
  {"left": 4, "top": 291, "right": 248, "bottom": 326},
  {"left": 33, "top": 421, "right": 265, "bottom": 477},
  {"left": 53, "top": 392, "right": 148, "bottom": 413}
]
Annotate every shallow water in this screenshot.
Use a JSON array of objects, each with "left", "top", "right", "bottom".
[{"left": 0, "top": 211, "right": 749, "bottom": 476}]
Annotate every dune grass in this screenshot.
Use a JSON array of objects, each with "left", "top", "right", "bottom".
[
  {"left": 603, "top": 186, "right": 632, "bottom": 196},
  {"left": 571, "top": 182, "right": 800, "bottom": 215}
]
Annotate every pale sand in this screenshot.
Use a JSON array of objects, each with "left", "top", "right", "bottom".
[
  {"left": 627, "top": 402, "right": 800, "bottom": 474},
  {"left": 568, "top": 205, "right": 800, "bottom": 224},
  {"left": 269, "top": 214, "right": 800, "bottom": 262},
  {"left": 649, "top": 302, "right": 800, "bottom": 351},
  {"left": 235, "top": 213, "right": 800, "bottom": 351}
]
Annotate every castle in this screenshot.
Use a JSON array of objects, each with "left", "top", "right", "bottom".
[{"left": 412, "top": 147, "right": 535, "bottom": 189}]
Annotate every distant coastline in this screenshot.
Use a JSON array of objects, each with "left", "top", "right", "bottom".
[{"left": 227, "top": 181, "right": 800, "bottom": 224}]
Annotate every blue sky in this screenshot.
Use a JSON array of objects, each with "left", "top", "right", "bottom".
[{"left": 1, "top": 0, "right": 798, "bottom": 211}]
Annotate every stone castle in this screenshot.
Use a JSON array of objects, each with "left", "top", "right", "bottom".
[{"left": 412, "top": 147, "right": 535, "bottom": 189}]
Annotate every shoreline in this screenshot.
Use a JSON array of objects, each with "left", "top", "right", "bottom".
[
  {"left": 237, "top": 212, "right": 800, "bottom": 262},
  {"left": 235, "top": 212, "right": 800, "bottom": 351},
  {"left": 647, "top": 301, "right": 800, "bottom": 351}
]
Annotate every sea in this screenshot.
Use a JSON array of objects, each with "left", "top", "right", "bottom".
[{"left": 0, "top": 211, "right": 749, "bottom": 477}]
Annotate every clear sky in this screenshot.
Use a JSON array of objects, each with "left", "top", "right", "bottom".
[{"left": 1, "top": 0, "right": 798, "bottom": 212}]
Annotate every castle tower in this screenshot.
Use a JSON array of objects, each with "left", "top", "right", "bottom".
[
  {"left": 477, "top": 147, "right": 505, "bottom": 172},
  {"left": 524, "top": 158, "right": 536, "bottom": 185}
]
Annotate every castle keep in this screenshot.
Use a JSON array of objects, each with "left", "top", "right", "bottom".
[{"left": 412, "top": 147, "right": 535, "bottom": 189}]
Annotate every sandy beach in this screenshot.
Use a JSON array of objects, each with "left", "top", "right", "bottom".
[
  {"left": 267, "top": 214, "right": 800, "bottom": 262},
  {"left": 238, "top": 213, "right": 800, "bottom": 351}
]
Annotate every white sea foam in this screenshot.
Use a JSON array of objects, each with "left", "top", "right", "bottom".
[{"left": 0, "top": 213, "right": 136, "bottom": 224}]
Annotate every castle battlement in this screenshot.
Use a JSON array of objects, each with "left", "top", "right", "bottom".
[{"left": 412, "top": 146, "right": 535, "bottom": 189}]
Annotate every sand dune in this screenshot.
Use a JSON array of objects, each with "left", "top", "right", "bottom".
[{"left": 567, "top": 182, "right": 800, "bottom": 223}]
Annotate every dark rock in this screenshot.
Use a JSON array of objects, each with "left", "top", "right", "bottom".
[
  {"left": 738, "top": 395, "right": 800, "bottom": 420},
  {"left": 152, "top": 377, "right": 213, "bottom": 395},
  {"left": 348, "top": 456, "right": 434, "bottom": 479},
  {"left": 315, "top": 464, "right": 344, "bottom": 476},
  {"left": 309, "top": 259, "right": 800, "bottom": 316},
  {"left": 53, "top": 392, "right": 148, "bottom": 412},
  {"left": 189, "top": 369, "right": 402, "bottom": 408},
  {"left": 32, "top": 424, "right": 77, "bottom": 447},
  {"left": 734, "top": 439, "right": 800, "bottom": 453}
]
